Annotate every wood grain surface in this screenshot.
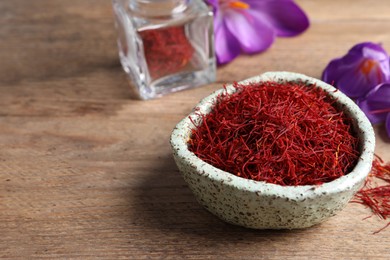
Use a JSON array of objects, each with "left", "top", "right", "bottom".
[{"left": 1, "top": 0, "right": 389, "bottom": 258}]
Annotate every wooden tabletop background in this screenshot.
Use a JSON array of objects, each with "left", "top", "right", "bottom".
[{"left": 1, "top": 0, "right": 390, "bottom": 258}]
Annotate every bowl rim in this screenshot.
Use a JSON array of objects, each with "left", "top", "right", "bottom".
[{"left": 170, "top": 71, "right": 375, "bottom": 199}]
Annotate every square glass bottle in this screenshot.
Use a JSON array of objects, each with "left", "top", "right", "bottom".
[{"left": 112, "top": 0, "right": 216, "bottom": 100}]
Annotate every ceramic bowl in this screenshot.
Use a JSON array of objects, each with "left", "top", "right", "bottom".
[{"left": 170, "top": 71, "right": 375, "bottom": 229}]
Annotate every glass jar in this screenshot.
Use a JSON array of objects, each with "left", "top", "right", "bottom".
[{"left": 112, "top": 0, "right": 216, "bottom": 100}]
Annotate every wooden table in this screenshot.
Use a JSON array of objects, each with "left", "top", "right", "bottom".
[{"left": 1, "top": 0, "right": 389, "bottom": 258}]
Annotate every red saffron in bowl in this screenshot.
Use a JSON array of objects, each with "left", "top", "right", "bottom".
[{"left": 188, "top": 81, "right": 360, "bottom": 186}]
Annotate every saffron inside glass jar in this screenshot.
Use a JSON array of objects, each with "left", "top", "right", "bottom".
[
  {"left": 188, "top": 81, "right": 360, "bottom": 186},
  {"left": 113, "top": 0, "right": 216, "bottom": 100},
  {"left": 139, "top": 26, "right": 195, "bottom": 79}
]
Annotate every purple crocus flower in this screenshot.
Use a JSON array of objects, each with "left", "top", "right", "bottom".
[
  {"left": 357, "top": 83, "right": 390, "bottom": 137},
  {"left": 206, "top": 0, "right": 309, "bottom": 64},
  {"left": 322, "top": 42, "right": 390, "bottom": 98}
]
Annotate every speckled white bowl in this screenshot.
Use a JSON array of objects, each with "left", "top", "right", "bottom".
[{"left": 170, "top": 72, "right": 375, "bottom": 229}]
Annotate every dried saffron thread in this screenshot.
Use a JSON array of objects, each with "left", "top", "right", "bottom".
[
  {"left": 188, "top": 81, "right": 360, "bottom": 186},
  {"left": 371, "top": 156, "right": 390, "bottom": 182},
  {"left": 352, "top": 157, "right": 390, "bottom": 233}
]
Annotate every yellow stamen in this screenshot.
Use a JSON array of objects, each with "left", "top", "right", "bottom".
[
  {"left": 360, "top": 59, "right": 378, "bottom": 76},
  {"left": 229, "top": 1, "right": 249, "bottom": 9}
]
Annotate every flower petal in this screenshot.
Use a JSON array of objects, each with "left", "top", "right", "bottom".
[
  {"left": 205, "top": 0, "right": 218, "bottom": 9},
  {"left": 323, "top": 54, "right": 372, "bottom": 97},
  {"left": 245, "top": 0, "right": 309, "bottom": 36},
  {"left": 224, "top": 9, "right": 275, "bottom": 54},
  {"left": 322, "top": 57, "right": 346, "bottom": 85},
  {"left": 357, "top": 83, "right": 390, "bottom": 124},
  {"left": 214, "top": 18, "right": 241, "bottom": 64},
  {"left": 336, "top": 66, "right": 374, "bottom": 98},
  {"left": 322, "top": 42, "right": 390, "bottom": 98},
  {"left": 386, "top": 113, "right": 390, "bottom": 138},
  {"left": 351, "top": 42, "right": 390, "bottom": 61}
]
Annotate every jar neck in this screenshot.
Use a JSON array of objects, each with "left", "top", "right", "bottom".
[{"left": 129, "top": 0, "right": 190, "bottom": 16}]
